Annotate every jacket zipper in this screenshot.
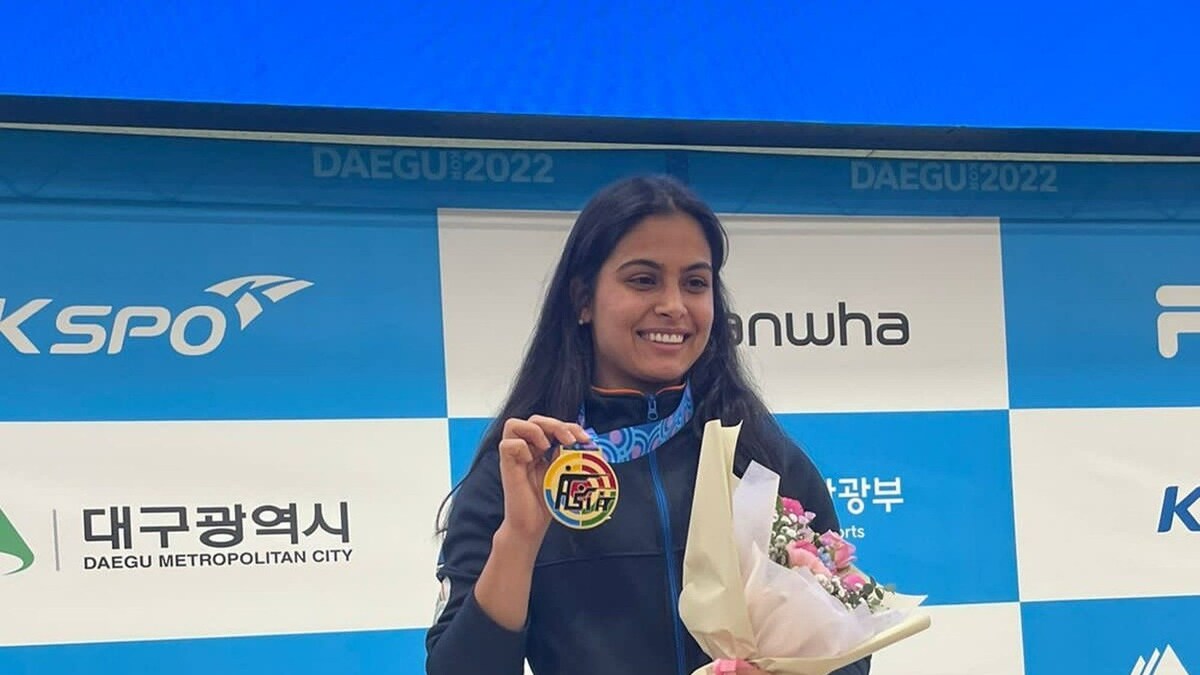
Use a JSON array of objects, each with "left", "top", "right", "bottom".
[{"left": 646, "top": 393, "right": 686, "bottom": 675}]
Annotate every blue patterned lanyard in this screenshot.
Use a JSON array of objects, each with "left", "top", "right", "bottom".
[{"left": 575, "top": 381, "right": 695, "bottom": 464}]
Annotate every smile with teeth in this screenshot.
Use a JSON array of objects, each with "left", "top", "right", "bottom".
[{"left": 640, "top": 331, "right": 687, "bottom": 345}]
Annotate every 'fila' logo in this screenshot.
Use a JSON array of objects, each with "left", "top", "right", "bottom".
[{"left": 1156, "top": 285, "right": 1200, "bottom": 358}]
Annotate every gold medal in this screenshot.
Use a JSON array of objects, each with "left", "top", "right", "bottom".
[{"left": 543, "top": 448, "right": 619, "bottom": 530}]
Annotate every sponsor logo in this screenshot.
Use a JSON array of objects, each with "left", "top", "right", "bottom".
[
  {"left": 0, "top": 275, "right": 312, "bottom": 357},
  {"left": 1158, "top": 486, "right": 1200, "bottom": 533},
  {"left": 1156, "top": 285, "right": 1200, "bottom": 358},
  {"left": 1131, "top": 644, "right": 1190, "bottom": 675},
  {"left": 823, "top": 475, "right": 905, "bottom": 540},
  {"left": 730, "top": 304, "right": 910, "bottom": 348},
  {"left": 78, "top": 500, "right": 352, "bottom": 571},
  {"left": 0, "top": 506, "right": 35, "bottom": 575}
]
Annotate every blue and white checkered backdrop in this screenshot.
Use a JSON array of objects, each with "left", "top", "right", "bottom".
[{"left": 0, "top": 128, "right": 1197, "bottom": 675}]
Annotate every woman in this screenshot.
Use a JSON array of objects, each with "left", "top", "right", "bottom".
[{"left": 425, "top": 175, "right": 869, "bottom": 675}]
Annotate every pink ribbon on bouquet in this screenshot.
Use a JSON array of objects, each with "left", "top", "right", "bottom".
[{"left": 714, "top": 659, "right": 754, "bottom": 673}]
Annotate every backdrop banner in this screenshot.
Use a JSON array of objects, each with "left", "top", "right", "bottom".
[{"left": 1, "top": 128, "right": 1197, "bottom": 675}]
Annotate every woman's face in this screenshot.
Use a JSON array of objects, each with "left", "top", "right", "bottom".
[{"left": 581, "top": 211, "right": 715, "bottom": 393}]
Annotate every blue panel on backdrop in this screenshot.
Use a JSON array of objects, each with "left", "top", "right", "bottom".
[
  {"left": 0, "top": 628, "right": 429, "bottom": 675},
  {"left": 775, "top": 410, "right": 1019, "bottom": 606},
  {"left": 2, "top": 2, "right": 1198, "bottom": 131},
  {"left": 0, "top": 207, "right": 446, "bottom": 420},
  {"left": 1022, "top": 596, "right": 1200, "bottom": 675},
  {"left": 448, "top": 417, "right": 494, "bottom": 485},
  {"left": 1003, "top": 222, "right": 1200, "bottom": 409}
]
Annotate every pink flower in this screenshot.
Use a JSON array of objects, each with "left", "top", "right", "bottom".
[
  {"left": 792, "top": 537, "right": 821, "bottom": 557},
  {"left": 780, "top": 497, "right": 805, "bottom": 519},
  {"left": 841, "top": 572, "right": 867, "bottom": 591},
  {"left": 819, "top": 531, "right": 857, "bottom": 571},
  {"left": 787, "top": 541, "right": 834, "bottom": 576}
]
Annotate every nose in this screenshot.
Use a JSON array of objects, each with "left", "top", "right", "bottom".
[{"left": 655, "top": 283, "right": 687, "bottom": 319}]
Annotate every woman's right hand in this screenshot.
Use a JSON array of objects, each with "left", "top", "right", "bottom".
[
  {"left": 496, "top": 415, "right": 592, "bottom": 544},
  {"left": 472, "top": 416, "right": 592, "bottom": 632}
]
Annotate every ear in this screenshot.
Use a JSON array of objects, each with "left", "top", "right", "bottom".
[{"left": 570, "top": 278, "right": 592, "bottom": 324}]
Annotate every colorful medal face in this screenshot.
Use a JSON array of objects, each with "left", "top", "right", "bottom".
[{"left": 543, "top": 447, "right": 619, "bottom": 530}]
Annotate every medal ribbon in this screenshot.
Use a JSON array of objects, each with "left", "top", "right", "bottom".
[{"left": 574, "top": 381, "right": 694, "bottom": 463}]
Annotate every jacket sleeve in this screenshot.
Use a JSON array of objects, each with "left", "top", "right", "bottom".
[
  {"left": 425, "top": 447, "right": 528, "bottom": 675},
  {"left": 774, "top": 434, "right": 873, "bottom": 675}
]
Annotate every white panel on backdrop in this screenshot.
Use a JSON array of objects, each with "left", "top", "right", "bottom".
[
  {"left": 439, "top": 210, "right": 1008, "bottom": 417},
  {"left": 0, "top": 419, "right": 449, "bottom": 646},
  {"left": 869, "top": 602, "right": 1025, "bottom": 675},
  {"left": 1010, "top": 407, "right": 1200, "bottom": 602},
  {"left": 439, "top": 209, "right": 574, "bottom": 417},
  {"left": 719, "top": 215, "right": 1008, "bottom": 413}
]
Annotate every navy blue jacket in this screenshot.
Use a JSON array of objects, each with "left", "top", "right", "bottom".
[{"left": 426, "top": 386, "right": 870, "bottom": 675}]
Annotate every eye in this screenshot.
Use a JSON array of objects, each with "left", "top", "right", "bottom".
[
  {"left": 628, "top": 275, "right": 656, "bottom": 288},
  {"left": 687, "top": 276, "right": 711, "bottom": 291}
]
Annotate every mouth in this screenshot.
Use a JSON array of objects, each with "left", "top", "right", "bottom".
[{"left": 637, "top": 330, "right": 690, "bottom": 346}]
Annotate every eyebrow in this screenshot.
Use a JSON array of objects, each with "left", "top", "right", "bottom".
[{"left": 617, "top": 259, "right": 713, "bottom": 272}]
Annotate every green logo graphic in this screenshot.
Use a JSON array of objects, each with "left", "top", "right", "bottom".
[{"left": 0, "top": 506, "right": 35, "bottom": 574}]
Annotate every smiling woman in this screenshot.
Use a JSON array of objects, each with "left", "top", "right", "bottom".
[
  {"left": 581, "top": 212, "right": 716, "bottom": 393},
  {"left": 426, "top": 175, "right": 867, "bottom": 675}
]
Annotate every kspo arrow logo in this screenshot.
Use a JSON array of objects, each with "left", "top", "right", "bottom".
[{"left": 0, "top": 275, "right": 313, "bottom": 357}]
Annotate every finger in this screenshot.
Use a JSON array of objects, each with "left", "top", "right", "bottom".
[
  {"left": 498, "top": 438, "right": 535, "bottom": 464},
  {"left": 563, "top": 422, "right": 591, "bottom": 445},
  {"left": 503, "top": 419, "right": 554, "bottom": 453},
  {"left": 526, "top": 415, "right": 577, "bottom": 446}
]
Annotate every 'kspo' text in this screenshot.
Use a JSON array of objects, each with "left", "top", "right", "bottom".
[{"left": 0, "top": 276, "right": 311, "bottom": 357}]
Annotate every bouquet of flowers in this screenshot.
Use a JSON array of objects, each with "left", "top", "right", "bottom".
[
  {"left": 768, "top": 496, "right": 890, "bottom": 615},
  {"left": 677, "top": 420, "right": 930, "bottom": 675}
]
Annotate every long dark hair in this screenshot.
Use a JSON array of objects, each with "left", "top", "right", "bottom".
[{"left": 437, "top": 174, "right": 788, "bottom": 530}]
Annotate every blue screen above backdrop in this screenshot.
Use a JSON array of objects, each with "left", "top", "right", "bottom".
[{"left": 1, "top": 1, "right": 1198, "bottom": 133}]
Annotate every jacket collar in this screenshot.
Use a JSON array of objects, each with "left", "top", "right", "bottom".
[{"left": 582, "top": 383, "right": 687, "bottom": 433}]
